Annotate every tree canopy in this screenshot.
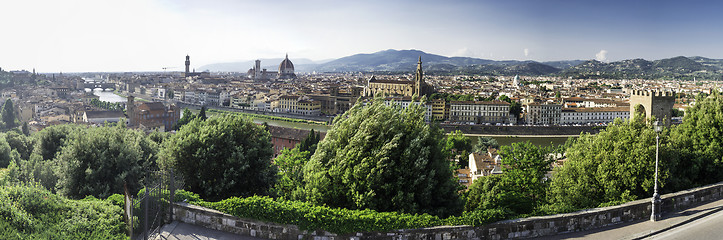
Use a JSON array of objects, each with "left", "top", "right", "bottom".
[
  {"left": 158, "top": 114, "right": 276, "bottom": 201},
  {"left": 54, "top": 124, "right": 158, "bottom": 199},
  {"left": 300, "top": 99, "right": 462, "bottom": 217},
  {"left": 668, "top": 91, "right": 723, "bottom": 189},
  {"left": 548, "top": 118, "right": 667, "bottom": 209},
  {"left": 1, "top": 98, "right": 16, "bottom": 130},
  {"left": 465, "top": 142, "right": 552, "bottom": 215}
]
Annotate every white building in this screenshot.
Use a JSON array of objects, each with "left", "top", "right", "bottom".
[{"left": 561, "top": 107, "right": 630, "bottom": 125}]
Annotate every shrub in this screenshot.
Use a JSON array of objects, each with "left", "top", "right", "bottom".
[{"left": 0, "top": 183, "right": 126, "bottom": 239}]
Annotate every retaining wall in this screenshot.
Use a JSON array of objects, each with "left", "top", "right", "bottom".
[{"left": 172, "top": 181, "right": 723, "bottom": 240}]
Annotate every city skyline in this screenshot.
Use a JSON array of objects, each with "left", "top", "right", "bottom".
[{"left": 3, "top": 0, "right": 723, "bottom": 72}]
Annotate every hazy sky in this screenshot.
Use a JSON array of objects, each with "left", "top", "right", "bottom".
[{"left": 2, "top": 0, "right": 722, "bottom": 72}]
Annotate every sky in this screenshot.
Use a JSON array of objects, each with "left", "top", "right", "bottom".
[{"left": 2, "top": 0, "right": 723, "bottom": 72}]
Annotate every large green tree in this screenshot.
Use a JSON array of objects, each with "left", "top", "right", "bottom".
[
  {"left": 1, "top": 98, "right": 16, "bottom": 130},
  {"left": 31, "top": 124, "right": 82, "bottom": 161},
  {"left": 272, "top": 147, "right": 310, "bottom": 199},
  {"left": 4, "top": 130, "right": 32, "bottom": 160},
  {"left": 158, "top": 114, "right": 276, "bottom": 201},
  {"left": 54, "top": 124, "right": 158, "bottom": 199},
  {"left": 465, "top": 142, "right": 552, "bottom": 215},
  {"left": 0, "top": 134, "right": 12, "bottom": 168},
  {"left": 548, "top": 118, "right": 668, "bottom": 209},
  {"left": 300, "top": 99, "right": 462, "bottom": 217},
  {"left": 669, "top": 91, "right": 723, "bottom": 189},
  {"left": 445, "top": 130, "right": 472, "bottom": 167}
]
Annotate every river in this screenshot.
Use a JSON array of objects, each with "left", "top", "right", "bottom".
[{"left": 87, "top": 89, "right": 127, "bottom": 103}]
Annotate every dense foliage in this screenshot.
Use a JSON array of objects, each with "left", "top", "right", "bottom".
[
  {"left": 89, "top": 98, "right": 124, "bottom": 112},
  {"left": 55, "top": 124, "right": 159, "bottom": 199},
  {"left": 473, "top": 136, "right": 500, "bottom": 154},
  {"left": 272, "top": 147, "right": 310, "bottom": 199},
  {"left": 465, "top": 142, "right": 553, "bottom": 215},
  {"left": 0, "top": 183, "right": 126, "bottom": 239},
  {"left": 159, "top": 114, "right": 276, "bottom": 201},
  {"left": 668, "top": 91, "right": 723, "bottom": 189},
  {"left": 300, "top": 99, "right": 462, "bottom": 217},
  {"left": 548, "top": 118, "right": 666, "bottom": 209},
  {"left": 1, "top": 99, "right": 16, "bottom": 130}
]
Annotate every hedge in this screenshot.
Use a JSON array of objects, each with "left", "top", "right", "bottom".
[{"left": 192, "top": 195, "right": 512, "bottom": 234}]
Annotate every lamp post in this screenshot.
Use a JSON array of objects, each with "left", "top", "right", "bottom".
[{"left": 651, "top": 120, "right": 663, "bottom": 221}]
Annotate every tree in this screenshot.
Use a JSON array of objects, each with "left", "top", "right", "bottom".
[
  {"left": 21, "top": 122, "right": 29, "bottom": 136},
  {"left": 55, "top": 124, "right": 158, "bottom": 199},
  {"left": 31, "top": 124, "right": 82, "bottom": 161},
  {"left": 0, "top": 134, "right": 12, "bottom": 168},
  {"left": 473, "top": 136, "right": 500, "bottom": 154},
  {"left": 272, "top": 147, "right": 311, "bottom": 199},
  {"left": 1, "top": 98, "right": 16, "bottom": 130},
  {"left": 509, "top": 102, "right": 522, "bottom": 119},
  {"left": 4, "top": 130, "right": 32, "bottom": 160},
  {"left": 669, "top": 91, "right": 723, "bottom": 189},
  {"left": 198, "top": 106, "right": 208, "bottom": 121},
  {"left": 465, "top": 142, "right": 552, "bottom": 215},
  {"left": 173, "top": 108, "right": 196, "bottom": 130},
  {"left": 548, "top": 118, "right": 667, "bottom": 209},
  {"left": 158, "top": 114, "right": 276, "bottom": 201},
  {"left": 499, "top": 95, "right": 511, "bottom": 103},
  {"left": 300, "top": 99, "right": 462, "bottom": 217},
  {"left": 444, "top": 130, "right": 471, "bottom": 167},
  {"left": 297, "top": 129, "right": 321, "bottom": 155}
]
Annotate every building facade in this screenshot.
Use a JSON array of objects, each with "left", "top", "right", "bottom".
[
  {"left": 525, "top": 103, "right": 562, "bottom": 125},
  {"left": 127, "top": 96, "right": 180, "bottom": 131},
  {"left": 365, "top": 56, "right": 432, "bottom": 97},
  {"left": 449, "top": 101, "right": 511, "bottom": 124},
  {"left": 561, "top": 107, "right": 630, "bottom": 125}
]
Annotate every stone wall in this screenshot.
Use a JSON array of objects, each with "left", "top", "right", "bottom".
[{"left": 173, "top": 181, "right": 723, "bottom": 240}]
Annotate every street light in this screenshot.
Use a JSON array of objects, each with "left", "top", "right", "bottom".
[{"left": 651, "top": 120, "right": 663, "bottom": 221}]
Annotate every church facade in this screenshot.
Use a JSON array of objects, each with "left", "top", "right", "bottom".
[{"left": 365, "top": 56, "right": 432, "bottom": 98}]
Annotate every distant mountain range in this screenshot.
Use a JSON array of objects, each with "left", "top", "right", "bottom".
[{"left": 199, "top": 49, "right": 723, "bottom": 80}]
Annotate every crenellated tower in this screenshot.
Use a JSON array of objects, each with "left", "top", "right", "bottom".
[{"left": 629, "top": 90, "right": 676, "bottom": 125}]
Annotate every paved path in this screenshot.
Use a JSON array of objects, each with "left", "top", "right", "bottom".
[
  {"left": 537, "top": 198, "right": 723, "bottom": 240},
  {"left": 154, "top": 221, "right": 265, "bottom": 240},
  {"left": 648, "top": 209, "right": 723, "bottom": 240}
]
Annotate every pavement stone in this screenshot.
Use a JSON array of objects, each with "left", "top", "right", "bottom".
[
  {"left": 154, "top": 221, "right": 265, "bottom": 240},
  {"left": 536, "top": 198, "right": 723, "bottom": 240}
]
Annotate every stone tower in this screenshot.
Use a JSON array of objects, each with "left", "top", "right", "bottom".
[
  {"left": 414, "top": 56, "right": 424, "bottom": 96},
  {"left": 185, "top": 55, "right": 191, "bottom": 75},
  {"left": 629, "top": 90, "right": 675, "bottom": 125},
  {"left": 127, "top": 96, "right": 135, "bottom": 126}
]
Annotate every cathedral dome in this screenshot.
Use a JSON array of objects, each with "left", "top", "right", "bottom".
[{"left": 279, "top": 54, "right": 294, "bottom": 72}]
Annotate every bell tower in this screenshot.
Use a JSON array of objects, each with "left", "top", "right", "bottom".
[
  {"left": 414, "top": 56, "right": 424, "bottom": 96},
  {"left": 185, "top": 55, "right": 191, "bottom": 75}
]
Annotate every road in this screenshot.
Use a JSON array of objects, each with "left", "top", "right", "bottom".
[{"left": 645, "top": 209, "right": 723, "bottom": 240}]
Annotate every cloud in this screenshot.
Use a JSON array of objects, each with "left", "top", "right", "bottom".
[
  {"left": 524, "top": 48, "right": 529, "bottom": 57},
  {"left": 595, "top": 50, "right": 608, "bottom": 62}
]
